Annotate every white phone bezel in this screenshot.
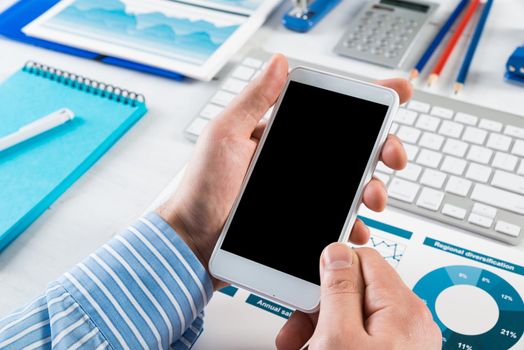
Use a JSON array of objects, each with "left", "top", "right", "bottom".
[{"left": 209, "top": 67, "right": 399, "bottom": 313}]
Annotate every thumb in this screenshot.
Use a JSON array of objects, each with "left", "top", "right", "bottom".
[
  {"left": 315, "top": 243, "right": 366, "bottom": 338},
  {"left": 215, "top": 53, "right": 288, "bottom": 137}
]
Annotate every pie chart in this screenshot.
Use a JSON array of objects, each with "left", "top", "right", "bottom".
[{"left": 413, "top": 265, "right": 524, "bottom": 349}]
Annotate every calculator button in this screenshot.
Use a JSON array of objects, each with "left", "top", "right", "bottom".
[{"left": 386, "top": 51, "right": 398, "bottom": 58}]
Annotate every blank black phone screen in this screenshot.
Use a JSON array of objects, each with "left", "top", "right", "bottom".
[{"left": 221, "top": 80, "right": 388, "bottom": 285}]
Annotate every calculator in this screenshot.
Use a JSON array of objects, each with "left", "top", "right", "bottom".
[{"left": 334, "top": 0, "right": 438, "bottom": 68}]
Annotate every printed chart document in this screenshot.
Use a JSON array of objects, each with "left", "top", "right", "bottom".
[
  {"left": 22, "top": 0, "right": 281, "bottom": 80},
  {"left": 149, "top": 167, "right": 524, "bottom": 349}
]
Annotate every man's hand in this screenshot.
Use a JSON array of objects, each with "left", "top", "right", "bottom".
[
  {"left": 156, "top": 54, "right": 411, "bottom": 288},
  {"left": 276, "top": 243, "right": 442, "bottom": 350}
]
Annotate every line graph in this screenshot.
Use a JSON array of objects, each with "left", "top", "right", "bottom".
[
  {"left": 361, "top": 234, "right": 406, "bottom": 268},
  {"left": 40, "top": 0, "right": 242, "bottom": 65}
]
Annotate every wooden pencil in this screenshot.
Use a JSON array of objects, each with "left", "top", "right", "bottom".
[
  {"left": 409, "top": 0, "right": 469, "bottom": 80},
  {"left": 454, "top": 0, "right": 493, "bottom": 93},
  {"left": 427, "top": 0, "right": 481, "bottom": 86}
]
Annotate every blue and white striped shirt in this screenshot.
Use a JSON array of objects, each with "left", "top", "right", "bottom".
[{"left": 0, "top": 213, "right": 214, "bottom": 349}]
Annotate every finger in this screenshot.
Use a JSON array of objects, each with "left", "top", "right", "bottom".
[
  {"left": 216, "top": 54, "right": 288, "bottom": 137},
  {"left": 380, "top": 134, "right": 407, "bottom": 170},
  {"left": 355, "top": 248, "right": 410, "bottom": 315},
  {"left": 374, "top": 78, "right": 413, "bottom": 104},
  {"left": 316, "top": 243, "right": 366, "bottom": 338},
  {"left": 362, "top": 178, "right": 387, "bottom": 212},
  {"left": 276, "top": 311, "right": 317, "bottom": 350},
  {"left": 348, "top": 218, "right": 371, "bottom": 245}
]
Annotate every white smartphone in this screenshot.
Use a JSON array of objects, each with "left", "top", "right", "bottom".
[{"left": 209, "top": 67, "right": 399, "bottom": 312}]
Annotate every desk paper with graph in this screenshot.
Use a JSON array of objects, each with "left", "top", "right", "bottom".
[{"left": 21, "top": 0, "right": 281, "bottom": 80}]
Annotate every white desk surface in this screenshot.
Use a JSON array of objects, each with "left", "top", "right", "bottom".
[{"left": 1, "top": 0, "right": 524, "bottom": 318}]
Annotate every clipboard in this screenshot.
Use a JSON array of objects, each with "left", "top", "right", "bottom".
[{"left": 0, "top": 0, "right": 185, "bottom": 81}]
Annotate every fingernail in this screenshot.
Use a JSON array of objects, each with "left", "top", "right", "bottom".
[{"left": 323, "top": 243, "right": 353, "bottom": 270}]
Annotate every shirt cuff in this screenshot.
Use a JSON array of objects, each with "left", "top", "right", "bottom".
[{"left": 58, "top": 212, "right": 213, "bottom": 349}]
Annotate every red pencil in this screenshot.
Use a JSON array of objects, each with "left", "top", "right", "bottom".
[{"left": 427, "top": 0, "right": 481, "bottom": 86}]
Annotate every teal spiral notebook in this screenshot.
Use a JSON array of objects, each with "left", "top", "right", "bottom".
[{"left": 0, "top": 62, "right": 147, "bottom": 251}]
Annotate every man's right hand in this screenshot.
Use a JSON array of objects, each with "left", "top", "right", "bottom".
[{"left": 276, "top": 243, "right": 442, "bottom": 350}]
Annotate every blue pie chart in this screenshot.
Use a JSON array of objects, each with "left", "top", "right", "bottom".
[{"left": 413, "top": 265, "right": 524, "bottom": 349}]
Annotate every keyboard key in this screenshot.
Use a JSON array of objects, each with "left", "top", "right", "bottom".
[
  {"left": 486, "top": 133, "right": 512, "bottom": 151},
  {"left": 242, "top": 57, "right": 263, "bottom": 68},
  {"left": 492, "top": 170, "right": 524, "bottom": 195},
  {"left": 403, "top": 143, "right": 419, "bottom": 161},
  {"left": 492, "top": 152, "right": 518, "bottom": 171},
  {"left": 518, "top": 161, "right": 524, "bottom": 175},
  {"left": 442, "top": 138, "right": 468, "bottom": 157},
  {"left": 397, "top": 125, "right": 421, "bottom": 143},
  {"left": 373, "top": 171, "right": 390, "bottom": 185},
  {"left": 395, "top": 108, "right": 417, "bottom": 125},
  {"left": 416, "top": 187, "right": 444, "bottom": 211},
  {"left": 462, "top": 126, "right": 487, "bottom": 144},
  {"left": 442, "top": 203, "right": 467, "bottom": 219},
  {"left": 416, "top": 114, "right": 440, "bottom": 132},
  {"left": 465, "top": 163, "right": 492, "bottom": 183},
  {"left": 200, "top": 104, "right": 224, "bottom": 119},
  {"left": 455, "top": 112, "right": 478, "bottom": 125},
  {"left": 396, "top": 163, "right": 422, "bottom": 181},
  {"left": 466, "top": 145, "right": 493, "bottom": 164},
  {"left": 388, "top": 178, "right": 420, "bottom": 203},
  {"left": 470, "top": 184, "right": 524, "bottom": 215},
  {"left": 511, "top": 140, "right": 524, "bottom": 156},
  {"left": 439, "top": 120, "right": 463, "bottom": 138},
  {"left": 420, "top": 169, "right": 446, "bottom": 188},
  {"left": 186, "top": 117, "right": 209, "bottom": 136},
  {"left": 430, "top": 106, "right": 453, "bottom": 119},
  {"left": 407, "top": 100, "right": 430, "bottom": 113},
  {"left": 223, "top": 78, "right": 248, "bottom": 93},
  {"left": 232, "top": 66, "right": 255, "bottom": 80},
  {"left": 472, "top": 203, "right": 497, "bottom": 219},
  {"left": 504, "top": 125, "right": 524, "bottom": 139},
  {"left": 440, "top": 156, "right": 467, "bottom": 175},
  {"left": 376, "top": 162, "right": 394, "bottom": 174},
  {"left": 418, "top": 132, "right": 444, "bottom": 150},
  {"left": 390, "top": 122, "right": 399, "bottom": 134},
  {"left": 468, "top": 213, "right": 493, "bottom": 228},
  {"left": 495, "top": 221, "right": 521, "bottom": 237},
  {"left": 478, "top": 119, "right": 502, "bottom": 132},
  {"left": 445, "top": 176, "right": 472, "bottom": 196},
  {"left": 211, "top": 91, "right": 236, "bottom": 106},
  {"left": 416, "top": 149, "right": 442, "bottom": 168}
]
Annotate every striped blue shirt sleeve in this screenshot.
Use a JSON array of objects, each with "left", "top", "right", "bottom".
[{"left": 0, "top": 212, "right": 214, "bottom": 350}]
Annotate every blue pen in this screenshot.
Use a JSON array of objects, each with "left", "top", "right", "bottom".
[
  {"left": 409, "top": 0, "right": 469, "bottom": 80},
  {"left": 454, "top": 0, "right": 493, "bottom": 93}
]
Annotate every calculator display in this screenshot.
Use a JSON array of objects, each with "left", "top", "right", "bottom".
[{"left": 380, "top": 0, "right": 430, "bottom": 13}]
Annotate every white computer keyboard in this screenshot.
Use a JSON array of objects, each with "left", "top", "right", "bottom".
[{"left": 185, "top": 49, "right": 524, "bottom": 245}]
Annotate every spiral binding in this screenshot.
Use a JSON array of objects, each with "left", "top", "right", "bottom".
[{"left": 23, "top": 61, "right": 146, "bottom": 107}]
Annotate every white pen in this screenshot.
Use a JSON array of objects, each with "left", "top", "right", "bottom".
[{"left": 0, "top": 108, "right": 75, "bottom": 152}]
